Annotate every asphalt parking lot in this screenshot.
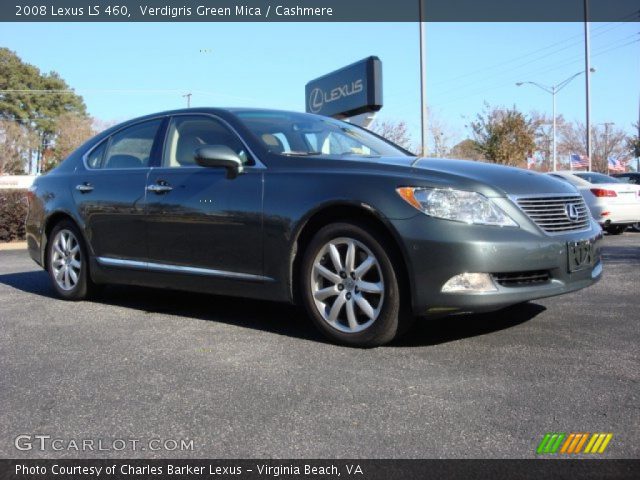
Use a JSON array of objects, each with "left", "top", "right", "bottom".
[{"left": 0, "top": 232, "right": 638, "bottom": 459}]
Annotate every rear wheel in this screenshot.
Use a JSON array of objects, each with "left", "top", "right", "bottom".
[
  {"left": 301, "top": 222, "right": 412, "bottom": 347},
  {"left": 47, "top": 220, "right": 94, "bottom": 300},
  {"left": 605, "top": 225, "right": 626, "bottom": 235}
]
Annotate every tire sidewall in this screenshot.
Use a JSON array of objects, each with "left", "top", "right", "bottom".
[
  {"left": 47, "top": 220, "right": 89, "bottom": 300},
  {"left": 301, "top": 222, "right": 401, "bottom": 347}
]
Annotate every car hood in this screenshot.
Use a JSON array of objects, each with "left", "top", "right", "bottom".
[{"left": 376, "top": 157, "right": 580, "bottom": 197}]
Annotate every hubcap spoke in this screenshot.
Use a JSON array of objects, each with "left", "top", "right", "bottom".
[
  {"left": 315, "top": 264, "right": 341, "bottom": 284},
  {"left": 314, "top": 285, "right": 339, "bottom": 301},
  {"left": 345, "top": 240, "right": 356, "bottom": 273},
  {"left": 327, "top": 292, "right": 347, "bottom": 323},
  {"left": 357, "top": 281, "right": 383, "bottom": 294},
  {"left": 68, "top": 268, "right": 79, "bottom": 284},
  {"left": 355, "top": 294, "right": 376, "bottom": 319},
  {"left": 345, "top": 299, "right": 358, "bottom": 330},
  {"left": 328, "top": 244, "right": 343, "bottom": 273},
  {"left": 354, "top": 256, "right": 375, "bottom": 278}
]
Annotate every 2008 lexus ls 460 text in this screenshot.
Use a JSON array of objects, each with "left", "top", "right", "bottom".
[{"left": 26, "top": 108, "right": 603, "bottom": 346}]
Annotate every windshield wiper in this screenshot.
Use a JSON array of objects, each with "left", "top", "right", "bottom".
[
  {"left": 338, "top": 151, "right": 381, "bottom": 158},
  {"left": 280, "top": 151, "right": 323, "bottom": 156}
]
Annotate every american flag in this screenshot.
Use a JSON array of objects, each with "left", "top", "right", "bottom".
[
  {"left": 608, "top": 157, "right": 626, "bottom": 173},
  {"left": 570, "top": 154, "right": 588, "bottom": 169}
]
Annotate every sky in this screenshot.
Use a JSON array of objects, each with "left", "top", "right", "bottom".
[{"left": 0, "top": 21, "right": 638, "bottom": 149}]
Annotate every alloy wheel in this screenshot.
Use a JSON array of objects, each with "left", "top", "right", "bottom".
[
  {"left": 51, "top": 229, "right": 82, "bottom": 291},
  {"left": 310, "top": 237, "right": 384, "bottom": 333}
]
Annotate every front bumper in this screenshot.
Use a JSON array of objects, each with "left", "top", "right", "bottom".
[{"left": 391, "top": 214, "right": 603, "bottom": 316}]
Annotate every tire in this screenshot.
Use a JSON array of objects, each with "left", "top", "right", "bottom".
[
  {"left": 300, "top": 222, "right": 412, "bottom": 347},
  {"left": 605, "top": 225, "right": 626, "bottom": 235},
  {"left": 47, "top": 220, "right": 95, "bottom": 300},
  {"left": 631, "top": 223, "right": 640, "bottom": 232}
]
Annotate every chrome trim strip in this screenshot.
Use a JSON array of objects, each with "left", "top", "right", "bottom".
[{"left": 96, "top": 256, "right": 271, "bottom": 282}]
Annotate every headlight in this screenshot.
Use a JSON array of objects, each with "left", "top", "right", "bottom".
[{"left": 396, "top": 187, "right": 518, "bottom": 227}]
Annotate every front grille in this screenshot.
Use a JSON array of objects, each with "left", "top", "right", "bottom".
[
  {"left": 492, "top": 270, "right": 551, "bottom": 287},
  {"left": 516, "top": 195, "right": 590, "bottom": 234}
]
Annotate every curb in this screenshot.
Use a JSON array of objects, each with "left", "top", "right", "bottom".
[{"left": 0, "top": 241, "right": 27, "bottom": 251}]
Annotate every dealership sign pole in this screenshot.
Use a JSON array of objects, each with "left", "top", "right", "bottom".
[{"left": 419, "top": 0, "right": 428, "bottom": 156}]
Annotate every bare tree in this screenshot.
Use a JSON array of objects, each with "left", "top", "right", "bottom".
[
  {"left": 559, "top": 121, "right": 631, "bottom": 173},
  {"left": 426, "top": 115, "right": 454, "bottom": 158},
  {"left": 529, "top": 111, "right": 566, "bottom": 172},
  {"left": 628, "top": 122, "right": 640, "bottom": 159},
  {"left": 0, "top": 120, "right": 38, "bottom": 174},
  {"left": 43, "top": 113, "right": 94, "bottom": 172},
  {"left": 369, "top": 119, "right": 414, "bottom": 152}
]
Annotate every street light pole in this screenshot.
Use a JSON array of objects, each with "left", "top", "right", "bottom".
[
  {"left": 516, "top": 69, "right": 593, "bottom": 171},
  {"left": 552, "top": 86, "right": 557, "bottom": 171},
  {"left": 584, "top": 0, "right": 592, "bottom": 171}
]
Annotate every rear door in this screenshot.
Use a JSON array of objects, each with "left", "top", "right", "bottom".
[
  {"left": 144, "top": 114, "right": 263, "bottom": 278},
  {"left": 72, "top": 118, "right": 165, "bottom": 261}
]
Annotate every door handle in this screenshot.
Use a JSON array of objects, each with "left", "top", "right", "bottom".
[
  {"left": 75, "top": 183, "right": 94, "bottom": 193},
  {"left": 146, "top": 184, "right": 173, "bottom": 193}
]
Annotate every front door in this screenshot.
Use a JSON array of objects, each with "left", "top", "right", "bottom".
[{"left": 144, "top": 114, "right": 263, "bottom": 278}]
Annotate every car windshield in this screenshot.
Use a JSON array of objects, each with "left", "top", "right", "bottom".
[
  {"left": 234, "top": 110, "right": 411, "bottom": 158},
  {"left": 573, "top": 172, "right": 621, "bottom": 184}
]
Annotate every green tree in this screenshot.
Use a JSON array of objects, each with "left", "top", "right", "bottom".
[
  {"left": 470, "top": 104, "right": 536, "bottom": 167},
  {"left": 449, "top": 139, "right": 485, "bottom": 161},
  {"left": 0, "top": 48, "right": 88, "bottom": 171}
]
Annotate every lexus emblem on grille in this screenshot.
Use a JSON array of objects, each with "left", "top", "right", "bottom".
[{"left": 565, "top": 203, "right": 580, "bottom": 222}]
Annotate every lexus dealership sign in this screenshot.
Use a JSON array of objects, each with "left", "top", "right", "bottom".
[{"left": 305, "top": 56, "right": 382, "bottom": 118}]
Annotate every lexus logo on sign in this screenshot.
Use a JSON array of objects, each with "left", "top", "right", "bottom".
[
  {"left": 309, "top": 88, "right": 324, "bottom": 114},
  {"left": 308, "top": 80, "right": 364, "bottom": 114},
  {"left": 565, "top": 203, "right": 580, "bottom": 222}
]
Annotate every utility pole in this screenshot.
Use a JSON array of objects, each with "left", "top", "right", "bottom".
[
  {"left": 603, "top": 122, "right": 614, "bottom": 172},
  {"left": 584, "top": 0, "right": 592, "bottom": 171},
  {"left": 183, "top": 92, "right": 192, "bottom": 108},
  {"left": 419, "top": 0, "right": 428, "bottom": 156}
]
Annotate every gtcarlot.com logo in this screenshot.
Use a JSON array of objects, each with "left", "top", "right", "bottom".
[
  {"left": 14, "top": 435, "right": 194, "bottom": 452},
  {"left": 536, "top": 432, "right": 613, "bottom": 455}
]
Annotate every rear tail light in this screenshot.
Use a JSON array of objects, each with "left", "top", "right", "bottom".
[{"left": 590, "top": 188, "right": 617, "bottom": 197}]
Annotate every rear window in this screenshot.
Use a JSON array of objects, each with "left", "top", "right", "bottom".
[{"left": 573, "top": 172, "right": 621, "bottom": 184}]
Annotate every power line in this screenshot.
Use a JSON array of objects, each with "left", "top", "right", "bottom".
[
  {"left": 433, "top": 30, "right": 639, "bottom": 102},
  {"left": 431, "top": 37, "right": 639, "bottom": 109},
  {"left": 430, "top": 13, "right": 639, "bottom": 89}
]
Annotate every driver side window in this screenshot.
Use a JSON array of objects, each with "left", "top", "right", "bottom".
[{"left": 162, "top": 115, "right": 250, "bottom": 168}]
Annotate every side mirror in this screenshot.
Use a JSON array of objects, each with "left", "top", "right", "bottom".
[{"left": 194, "top": 145, "right": 244, "bottom": 179}]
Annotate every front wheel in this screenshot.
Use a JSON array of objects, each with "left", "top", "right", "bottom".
[
  {"left": 47, "top": 220, "right": 94, "bottom": 300},
  {"left": 300, "top": 222, "right": 412, "bottom": 347},
  {"left": 631, "top": 223, "right": 640, "bottom": 232}
]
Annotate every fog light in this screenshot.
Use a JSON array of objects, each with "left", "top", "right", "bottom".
[{"left": 441, "top": 273, "right": 497, "bottom": 293}]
